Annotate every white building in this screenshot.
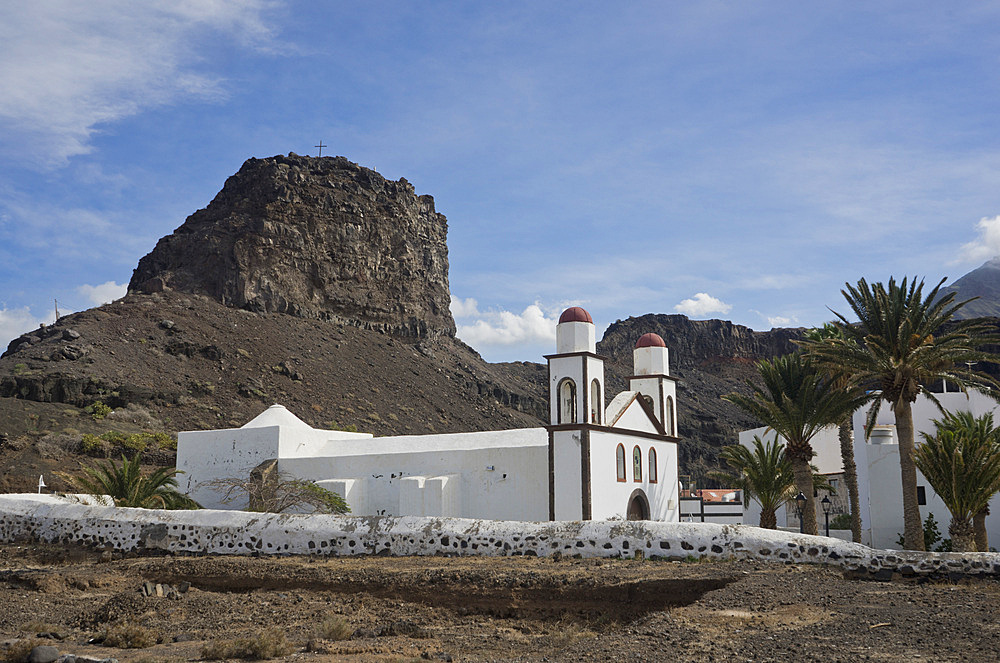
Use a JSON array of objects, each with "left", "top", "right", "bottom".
[
  {"left": 740, "top": 389, "right": 1000, "bottom": 549},
  {"left": 177, "top": 307, "right": 681, "bottom": 522}
]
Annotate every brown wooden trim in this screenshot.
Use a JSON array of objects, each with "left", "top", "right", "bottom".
[
  {"left": 626, "top": 373, "right": 679, "bottom": 383},
  {"left": 546, "top": 361, "right": 552, "bottom": 425},
  {"left": 634, "top": 393, "right": 667, "bottom": 436},
  {"left": 581, "top": 428, "right": 592, "bottom": 520},
  {"left": 545, "top": 423, "right": 679, "bottom": 443},
  {"left": 582, "top": 358, "right": 589, "bottom": 427},
  {"left": 544, "top": 351, "right": 609, "bottom": 361},
  {"left": 548, "top": 429, "right": 555, "bottom": 520}
]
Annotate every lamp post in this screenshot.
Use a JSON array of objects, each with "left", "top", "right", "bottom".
[
  {"left": 821, "top": 495, "right": 832, "bottom": 537},
  {"left": 794, "top": 492, "right": 807, "bottom": 534}
]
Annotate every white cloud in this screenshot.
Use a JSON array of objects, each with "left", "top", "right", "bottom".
[
  {"left": 456, "top": 303, "right": 558, "bottom": 347},
  {"left": 0, "top": 307, "right": 50, "bottom": 349},
  {"left": 78, "top": 281, "right": 127, "bottom": 306},
  {"left": 674, "top": 293, "right": 732, "bottom": 317},
  {"left": 0, "top": 1, "right": 275, "bottom": 169},
  {"left": 957, "top": 215, "right": 1000, "bottom": 264},
  {"left": 450, "top": 296, "right": 481, "bottom": 318}
]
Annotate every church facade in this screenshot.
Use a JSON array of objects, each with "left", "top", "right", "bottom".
[{"left": 177, "top": 307, "right": 681, "bottom": 522}]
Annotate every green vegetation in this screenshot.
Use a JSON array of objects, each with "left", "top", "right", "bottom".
[
  {"left": 896, "top": 513, "right": 952, "bottom": 553},
  {"left": 59, "top": 452, "right": 200, "bottom": 509},
  {"left": 80, "top": 431, "right": 176, "bottom": 456},
  {"left": 800, "top": 277, "right": 1000, "bottom": 551},
  {"left": 710, "top": 435, "right": 793, "bottom": 529},
  {"left": 723, "top": 352, "right": 866, "bottom": 535},
  {"left": 829, "top": 513, "right": 852, "bottom": 530},
  {"left": 88, "top": 400, "right": 112, "bottom": 421},
  {"left": 914, "top": 411, "right": 1000, "bottom": 552}
]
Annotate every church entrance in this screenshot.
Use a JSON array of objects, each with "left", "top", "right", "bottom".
[{"left": 626, "top": 489, "right": 650, "bottom": 520}]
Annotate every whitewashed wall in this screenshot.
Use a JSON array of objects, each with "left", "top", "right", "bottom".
[
  {"left": 3, "top": 495, "right": 1000, "bottom": 578},
  {"left": 589, "top": 431, "right": 678, "bottom": 521},
  {"left": 280, "top": 428, "right": 549, "bottom": 521}
]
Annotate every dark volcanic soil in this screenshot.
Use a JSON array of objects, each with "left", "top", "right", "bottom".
[{"left": 1, "top": 543, "right": 998, "bottom": 662}]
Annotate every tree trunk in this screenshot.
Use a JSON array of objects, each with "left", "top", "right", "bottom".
[
  {"left": 974, "top": 508, "right": 989, "bottom": 552},
  {"left": 790, "top": 456, "right": 818, "bottom": 535},
  {"left": 949, "top": 517, "right": 976, "bottom": 553},
  {"left": 839, "top": 419, "right": 862, "bottom": 544},
  {"left": 893, "top": 400, "right": 925, "bottom": 551},
  {"left": 759, "top": 508, "right": 777, "bottom": 529}
]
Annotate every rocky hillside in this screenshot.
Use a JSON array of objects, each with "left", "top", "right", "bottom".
[{"left": 130, "top": 154, "right": 454, "bottom": 339}]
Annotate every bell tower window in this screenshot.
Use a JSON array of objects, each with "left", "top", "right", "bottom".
[
  {"left": 558, "top": 379, "right": 577, "bottom": 424},
  {"left": 590, "top": 379, "right": 602, "bottom": 424}
]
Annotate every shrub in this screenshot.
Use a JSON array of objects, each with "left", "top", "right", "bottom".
[
  {"left": 103, "top": 622, "right": 157, "bottom": 649},
  {"left": 830, "top": 513, "right": 852, "bottom": 530},
  {"left": 201, "top": 627, "right": 293, "bottom": 660},
  {"left": 123, "top": 433, "right": 150, "bottom": 452},
  {"left": 316, "top": 616, "right": 353, "bottom": 641},
  {"left": 81, "top": 433, "right": 110, "bottom": 456},
  {"left": 2, "top": 638, "right": 43, "bottom": 663},
  {"left": 100, "top": 430, "right": 127, "bottom": 445},
  {"left": 89, "top": 401, "right": 112, "bottom": 421},
  {"left": 153, "top": 432, "right": 176, "bottom": 450}
]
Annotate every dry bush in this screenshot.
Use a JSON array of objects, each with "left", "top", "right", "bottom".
[
  {"left": 103, "top": 622, "right": 158, "bottom": 649},
  {"left": 546, "top": 620, "right": 595, "bottom": 649},
  {"left": 201, "top": 627, "right": 293, "bottom": 660},
  {"left": 2, "top": 638, "right": 43, "bottom": 663},
  {"left": 316, "top": 616, "right": 353, "bottom": 641}
]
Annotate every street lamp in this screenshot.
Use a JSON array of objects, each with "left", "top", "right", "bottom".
[
  {"left": 794, "top": 492, "right": 807, "bottom": 534},
  {"left": 821, "top": 495, "right": 832, "bottom": 537}
]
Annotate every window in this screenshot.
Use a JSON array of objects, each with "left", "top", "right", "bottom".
[
  {"left": 633, "top": 446, "right": 642, "bottom": 482},
  {"left": 917, "top": 486, "right": 926, "bottom": 506},
  {"left": 648, "top": 448, "right": 658, "bottom": 483},
  {"left": 616, "top": 444, "right": 626, "bottom": 482},
  {"left": 559, "top": 379, "right": 577, "bottom": 424},
  {"left": 665, "top": 396, "right": 674, "bottom": 435},
  {"left": 591, "top": 379, "right": 602, "bottom": 424}
]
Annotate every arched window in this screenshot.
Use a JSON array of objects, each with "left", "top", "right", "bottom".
[
  {"left": 590, "top": 379, "right": 602, "bottom": 424},
  {"left": 616, "top": 444, "right": 626, "bottom": 482},
  {"left": 559, "top": 379, "right": 577, "bottom": 424},
  {"left": 633, "top": 445, "right": 642, "bottom": 482},
  {"left": 665, "top": 396, "right": 675, "bottom": 436},
  {"left": 649, "top": 447, "right": 658, "bottom": 483}
]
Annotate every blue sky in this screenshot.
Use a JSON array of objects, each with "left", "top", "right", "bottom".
[{"left": 2, "top": 2, "right": 1000, "bottom": 363}]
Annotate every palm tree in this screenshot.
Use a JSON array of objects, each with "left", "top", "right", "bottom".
[
  {"left": 799, "top": 277, "right": 1000, "bottom": 550},
  {"left": 61, "top": 452, "right": 199, "bottom": 509},
  {"left": 801, "top": 324, "right": 875, "bottom": 544},
  {"left": 724, "top": 352, "right": 866, "bottom": 535},
  {"left": 710, "top": 435, "right": 794, "bottom": 529},
  {"left": 915, "top": 411, "right": 1000, "bottom": 552}
]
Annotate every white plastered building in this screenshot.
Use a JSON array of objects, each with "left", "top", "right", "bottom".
[
  {"left": 740, "top": 388, "right": 1000, "bottom": 549},
  {"left": 177, "top": 307, "right": 681, "bottom": 522}
]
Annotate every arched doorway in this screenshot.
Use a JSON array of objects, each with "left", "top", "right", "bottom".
[{"left": 626, "top": 489, "right": 650, "bottom": 521}]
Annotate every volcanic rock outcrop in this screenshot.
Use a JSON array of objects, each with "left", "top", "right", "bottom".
[{"left": 129, "top": 154, "right": 455, "bottom": 339}]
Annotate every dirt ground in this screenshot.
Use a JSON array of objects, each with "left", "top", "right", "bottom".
[{"left": 2, "top": 543, "right": 999, "bottom": 662}]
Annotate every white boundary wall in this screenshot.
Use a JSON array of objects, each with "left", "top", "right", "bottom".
[{"left": 2, "top": 495, "right": 999, "bottom": 577}]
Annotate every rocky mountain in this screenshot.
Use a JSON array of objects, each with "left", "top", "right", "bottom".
[
  {"left": 130, "top": 154, "right": 454, "bottom": 339},
  {"left": 941, "top": 257, "right": 1000, "bottom": 319}
]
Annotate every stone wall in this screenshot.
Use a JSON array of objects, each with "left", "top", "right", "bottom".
[{"left": 1, "top": 495, "right": 998, "bottom": 578}]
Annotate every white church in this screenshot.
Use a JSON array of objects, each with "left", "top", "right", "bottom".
[{"left": 177, "top": 307, "right": 682, "bottom": 522}]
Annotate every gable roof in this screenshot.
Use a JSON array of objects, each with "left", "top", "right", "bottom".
[
  {"left": 241, "top": 404, "right": 314, "bottom": 430},
  {"left": 605, "top": 391, "right": 666, "bottom": 436}
]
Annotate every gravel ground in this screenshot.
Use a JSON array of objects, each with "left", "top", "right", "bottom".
[{"left": 1, "top": 543, "right": 998, "bottom": 662}]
